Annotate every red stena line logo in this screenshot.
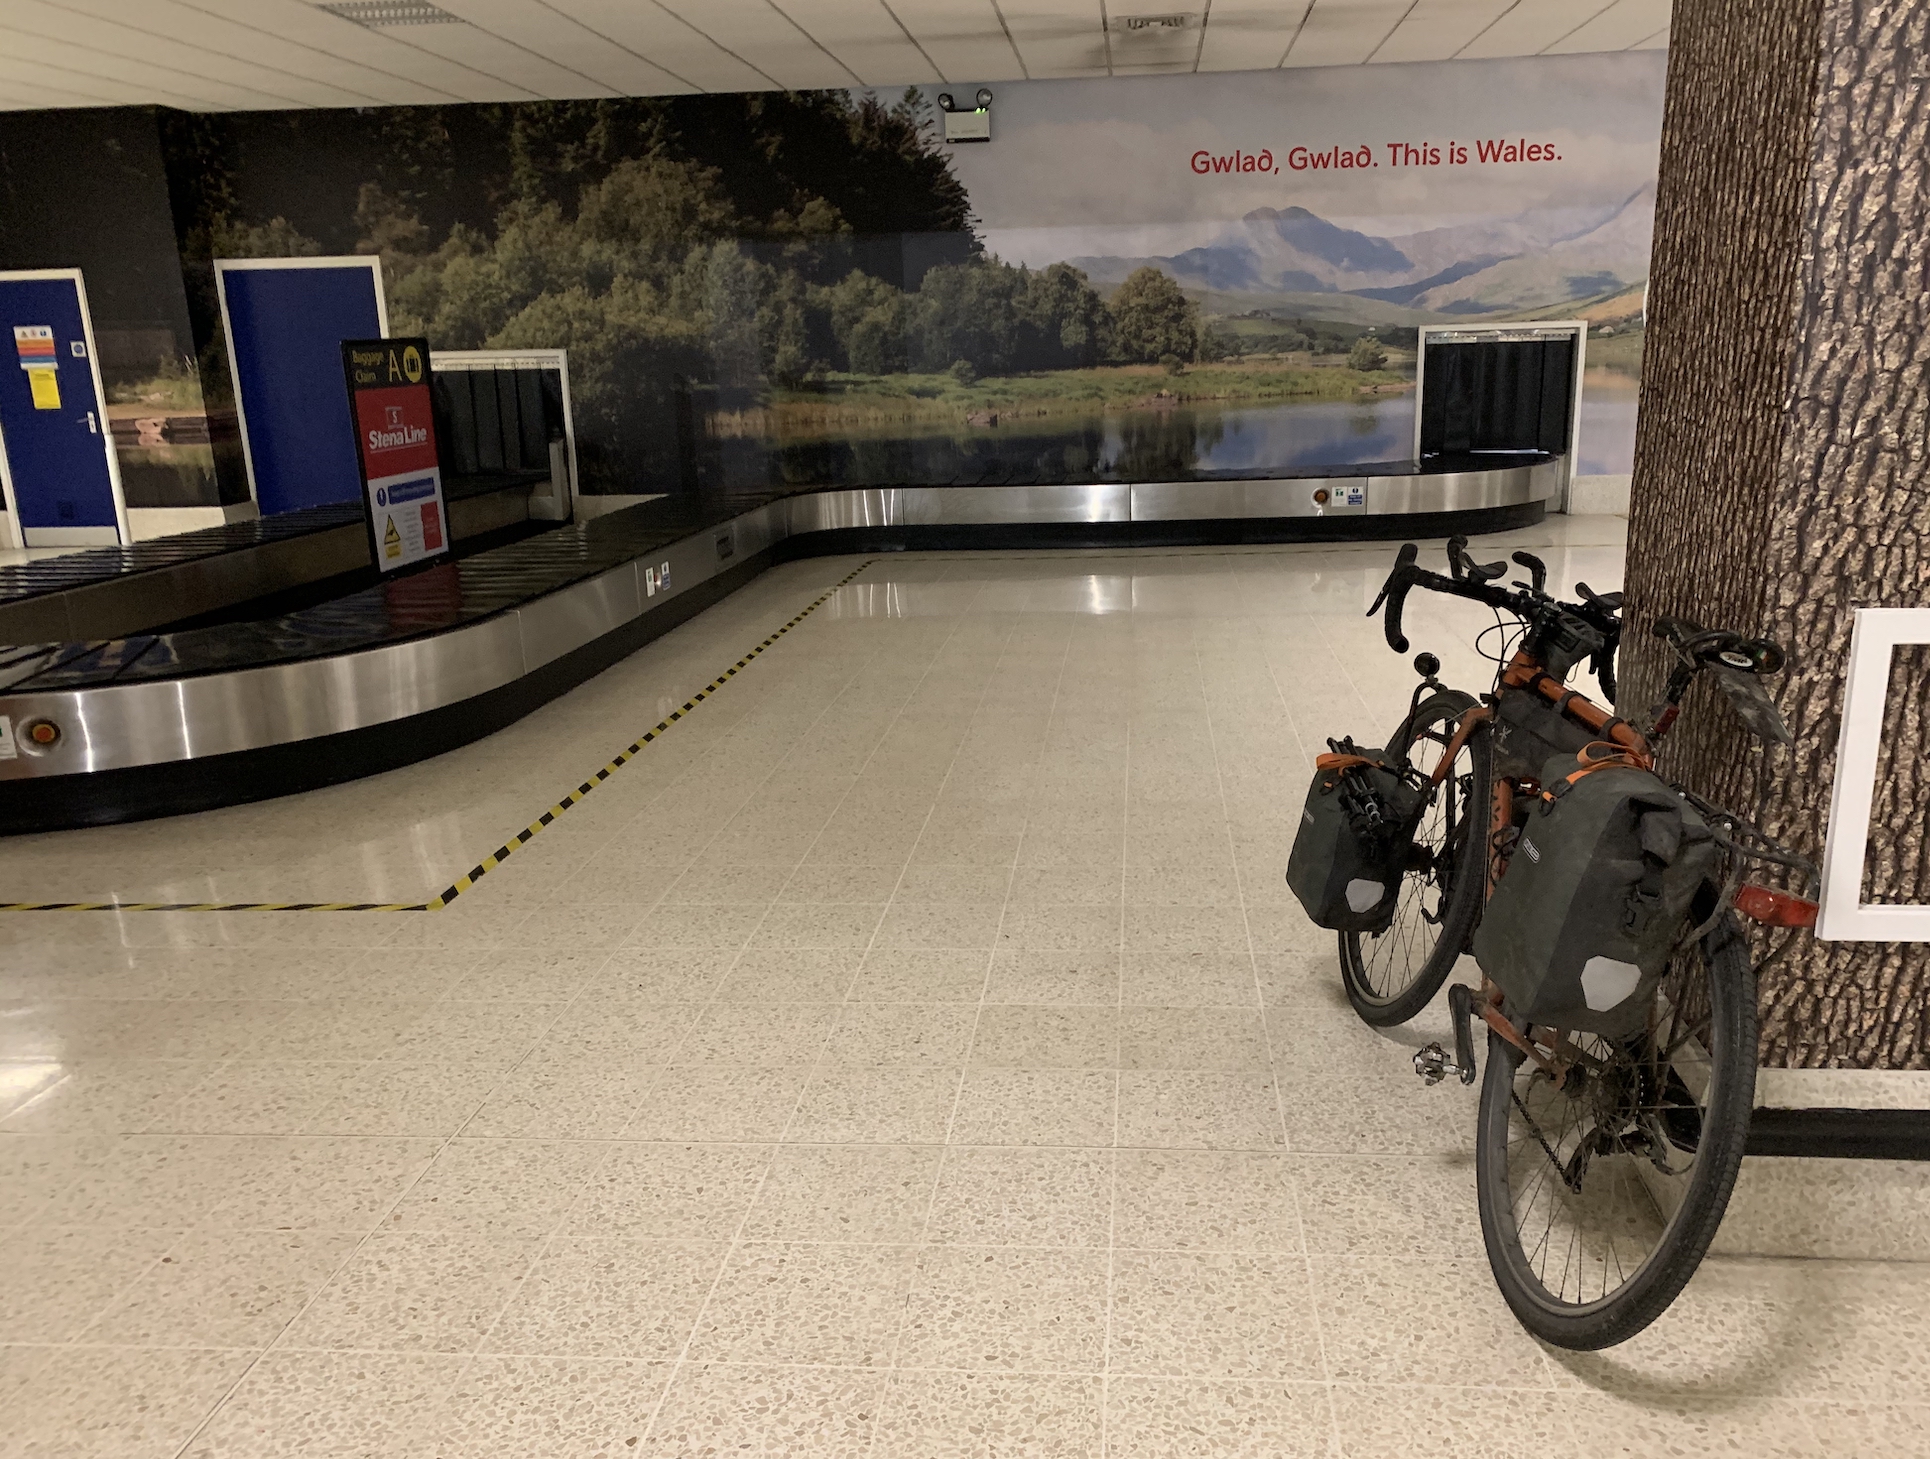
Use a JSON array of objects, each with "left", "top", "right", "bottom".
[{"left": 368, "top": 403, "right": 428, "bottom": 453}]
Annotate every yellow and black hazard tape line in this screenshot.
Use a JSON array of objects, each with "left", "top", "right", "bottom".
[{"left": 0, "top": 559, "right": 878, "bottom": 915}]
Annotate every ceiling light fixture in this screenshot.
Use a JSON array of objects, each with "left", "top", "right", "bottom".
[{"left": 317, "top": 1, "right": 465, "bottom": 27}]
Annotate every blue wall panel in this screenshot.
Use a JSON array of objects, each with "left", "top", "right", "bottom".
[{"left": 221, "top": 263, "right": 381, "bottom": 516}]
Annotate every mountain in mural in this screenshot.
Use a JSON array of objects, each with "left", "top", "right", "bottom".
[{"left": 1065, "top": 181, "right": 1655, "bottom": 317}]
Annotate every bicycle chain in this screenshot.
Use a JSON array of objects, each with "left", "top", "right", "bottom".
[{"left": 1512, "top": 1087, "right": 1578, "bottom": 1191}]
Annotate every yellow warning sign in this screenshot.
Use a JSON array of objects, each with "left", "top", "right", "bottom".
[
  {"left": 383, "top": 515, "right": 402, "bottom": 558},
  {"left": 26, "top": 367, "right": 59, "bottom": 410}
]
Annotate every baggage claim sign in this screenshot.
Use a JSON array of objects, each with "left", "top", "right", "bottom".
[{"left": 342, "top": 337, "right": 449, "bottom": 573}]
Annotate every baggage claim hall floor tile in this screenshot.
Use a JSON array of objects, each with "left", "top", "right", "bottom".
[{"left": 3, "top": 520, "right": 1922, "bottom": 1457}]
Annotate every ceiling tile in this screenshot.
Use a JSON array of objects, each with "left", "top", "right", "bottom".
[
  {"left": 1458, "top": 0, "right": 1613, "bottom": 58},
  {"left": 1105, "top": 14, "right": 1199, "bottom": 74},
  {"left": 0, "top": 21, "right": 296, "bottom": 109},
  {"left": 1630, "top": 22, "right": 1667, "bottom": 48},
  {"left": 1196, "top": 4, "right": 1309, "bottom": 72},
  {"left": 1282, "top": 0, "right": 1412, "bottom": 68},
  {"left": 1544, "top": 0, "right": 1672, "bottom": 53},
  {"left": 1, "top": 3, "right": 331, "bottom": 108},
  {"left": 1370, "top": 0, "right": 1512, "bottom": 64},
  {"left": 0, "top": 0, "right": 1668, "bottom": 113},
  {"left": 774, "top": 0, "right": 944, "bottom": 85},
  {"left": 882, "top": 0, "right": 1024, "bottom": 82},
  {"left": 0, "top": 55, "right": 147, "bottom": 108},
  {"left": 53, "top": 0, "right": 418, "bottom": 106},
  {"left": 999, "top": 0, "right": 1108, "bottom": 78},
  {"left": 185, "top": 0, "right": 542, "bottom": 103},
  {"left": 543, "top": 0, "right": 782, "bottom": 91},
  {"left": 387, "top": 6, "right": 620, "bottom": 99},
  {"left": 433, "top": 0, "right": 694, "bottom": 94},
  {"left": 654, "top": 0, "right": 863, "bottom": 89}
]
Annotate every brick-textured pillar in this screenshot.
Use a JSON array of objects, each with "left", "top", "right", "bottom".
[{"left": 1622, "top": 0, "right": 1930, "bottom": 1067}]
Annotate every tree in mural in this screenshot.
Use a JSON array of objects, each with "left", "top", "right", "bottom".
[
  {"left": 1109, "top": 267, "right": 1201, "bottom": 365},
  {"left": 1348, "top": 333, "right": 1389, "bottom": 372}
]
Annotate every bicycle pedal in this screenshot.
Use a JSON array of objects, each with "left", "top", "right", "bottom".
[{"left": 1413, "top": 1043, "right": 1468, "bottom": 1086}]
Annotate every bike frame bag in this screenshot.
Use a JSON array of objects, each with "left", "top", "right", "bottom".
[
  {"left": 1286, "top": 748, "right": 1427, "bottom": 933},
  {"left": 1489, "top": 689, "right": 1597, "bottom": 782},
  {"left": 1472, "top": 749, "right": 1717, "bottom": 1037}
]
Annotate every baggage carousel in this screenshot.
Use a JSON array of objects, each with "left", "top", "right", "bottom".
[{"left": 0, "top": 459, "right": 1558, "bottom": 831}]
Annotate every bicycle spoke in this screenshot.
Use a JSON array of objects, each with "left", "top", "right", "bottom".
[
  {"left": 1495, "top": 935, "right": 1724, "bottom": 1313},
  {"left": 1351, "top": 716, "right": 1471, "bottom": 1006}
]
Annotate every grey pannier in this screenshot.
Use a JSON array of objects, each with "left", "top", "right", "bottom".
[
  {"left": 1286, "top": 742, "right": 1427, "bottom": 933},
  {"left": 1472, "top": 746, "right": 1718, "bottom": 1036}
]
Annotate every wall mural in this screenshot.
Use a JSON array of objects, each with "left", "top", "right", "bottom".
[
  {"left": 944, "top": 54, "right": 1663, "bottom": 486},
  {"left": 0, "top": 51, "right": 1664, "bottom": 510}
]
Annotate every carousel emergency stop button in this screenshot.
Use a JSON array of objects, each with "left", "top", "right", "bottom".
[{"left": 20, "top": 719, "right": 60, "bottom": 753}]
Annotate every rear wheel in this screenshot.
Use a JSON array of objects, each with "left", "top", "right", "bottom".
[
  {"left": 1473, "top": 909, "right": 1756, "bottom": 1350},
  {"left": 1338, "top": 689, "right": 1490, "bottom": 1027}
]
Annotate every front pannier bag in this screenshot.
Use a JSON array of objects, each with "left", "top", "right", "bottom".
[
  {"left": 1472, "top": 747, "right": 1718, "bottom": 1036},
  {"left": 1286, "top": 741, "right": 1426, "bottom": 932}
]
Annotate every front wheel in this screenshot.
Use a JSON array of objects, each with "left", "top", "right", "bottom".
[
  {"left": 1473, "top": 910, "right": 1756, "bottom": 1350},
  {"left": 1338, "top": 689, "right": 1491, "bottom": 1027}
]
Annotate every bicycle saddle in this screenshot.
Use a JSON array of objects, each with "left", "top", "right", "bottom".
[{"left": 1652, "top": 618, "right": 1785, "bottom": 674}]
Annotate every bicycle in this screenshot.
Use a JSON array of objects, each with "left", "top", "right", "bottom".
[{"left": 1337, "top": 536, "right": 1817, "bottom": 1350}]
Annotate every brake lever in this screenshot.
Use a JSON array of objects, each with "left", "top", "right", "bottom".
[
  {"left": 1367, "top": 542, "right": 1418, "bottom": 618},
  {"left": 1369, "top": 543, "right": 1421, "bottom": 653}
]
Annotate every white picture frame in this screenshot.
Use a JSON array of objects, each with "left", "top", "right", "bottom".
[{"left": 1816, "top": 606, "right": 1930, "bottom": 941}]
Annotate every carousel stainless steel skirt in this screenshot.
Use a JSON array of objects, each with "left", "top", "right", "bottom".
[{"left": 0, "top": 462, "right": 1557, "bottom": 823}]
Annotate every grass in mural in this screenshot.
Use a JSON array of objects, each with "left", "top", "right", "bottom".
[
  {"left": 1584, "top": 326, "right": 1644, "bottom": 378},
  {"left": 713, "top": 360, "right": 1412, "bottom": 437}
]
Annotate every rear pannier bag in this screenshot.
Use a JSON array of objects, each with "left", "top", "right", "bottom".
[
  {"left": 1286, "top": 743, "right": 1427, "bottom": 932},
  {"left": 1489, "top": 688, "right": 1597, "bottom": 781},
  {"left": 1472, "top": 748, "right": 1718, "bottom": 1037}
]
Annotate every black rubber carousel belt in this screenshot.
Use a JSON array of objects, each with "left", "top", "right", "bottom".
[{"left": 0, "top": 502, "right": 366, "bottom": 606}]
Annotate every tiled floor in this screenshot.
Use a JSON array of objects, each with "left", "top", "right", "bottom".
[{"left": 2, "top": 519, "right": 1926, "bottom": 1457}]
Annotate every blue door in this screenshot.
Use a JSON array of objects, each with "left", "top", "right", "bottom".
[
  {"left": 0, "top": 272, "right": 124, "bottom": 543},
  {"left": 218, "top": 259, "right": 385, "bottom": 516}
]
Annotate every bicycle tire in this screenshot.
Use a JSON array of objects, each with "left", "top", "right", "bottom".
[
  {"left": 1473, "top": 909, "right": 1756, "bottom": 1350},
  {"left": 1337, "top": 689, "right": 1490, "bottom": 1027}
]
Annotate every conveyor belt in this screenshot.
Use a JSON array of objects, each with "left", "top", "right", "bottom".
[
  {"left": 0, "top": 472, "right": 549, "bottom": 645},
  {"left": 0, "top": 461, "right": 1558, "bottom": 831}
]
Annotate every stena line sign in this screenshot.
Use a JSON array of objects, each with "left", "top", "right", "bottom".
[{"left": 342, "top": 336, "right": 450, "bottom": 574}]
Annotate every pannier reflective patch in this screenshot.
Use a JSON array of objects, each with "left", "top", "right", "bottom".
[
  {"left": 1345, "top": 879, "right": 1385, "bottom": 913},
  {"left": 1581, "top": 956, "right": 1643, "bottom": 1011}
]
